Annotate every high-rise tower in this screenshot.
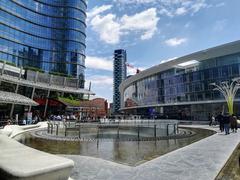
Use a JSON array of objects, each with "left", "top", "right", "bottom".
[
  {"left": 113, "top": 49, "right": 127, "bottom": 114},
  {"left": 0, "top": 0, "right": 87, "bottom": 87}
]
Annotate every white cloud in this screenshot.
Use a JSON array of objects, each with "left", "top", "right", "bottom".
[
  {"left": 120, "top": 8, "right": 159, "bottom": 40},
  {"left": 86, "top": 75, "right": 113, "bottom": 86},
  {"left": 190, "top": 0, "right": 207, "bottom": 13},
  {"left": 87, "top": 5, "right": 112, "bottom": 20},
  {"left": 114, "top": 0, "right": 155, "bottom": 4},
  {"left": 175, "top": 7, "right": 187, "bottom": 15},
  {"left": 115, "top": 0, "right": 208, "bottom": 16},
  {"left": 159, "top": 8, "right": 173, "bottom": 17},
  {"left": 90, "top": 14, "right": 121, "bottom": 44},
  {"left": 165, "top": 38, "right": 187, "bottom": 47},
  {"left": 87, "top": 1, "right": 211, "bottom": 44},
  {"left": 85, "top": 56, "right": 113, "bottom": 71},
  {"left": 88, "top": 7, "right": 159, "bottom": 44}
]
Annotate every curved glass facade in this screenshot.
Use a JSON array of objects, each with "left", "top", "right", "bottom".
[
  {"left": 123, "top": 52, "right": 240, "bottom": 119},
  {"left": 0, "top": 0, "right": 86, "bottom": 80}
]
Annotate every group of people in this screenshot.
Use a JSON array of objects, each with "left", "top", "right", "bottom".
[
  {"left": 49, "top": 114, "right": 77, "bottom": 121},
  {"left": 209, "top": 112, "right": 238, "bottom": 135}
]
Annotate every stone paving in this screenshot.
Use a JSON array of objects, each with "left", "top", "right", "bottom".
[{"left": 63, "top": 125, "right": 240, "bottom": 180}]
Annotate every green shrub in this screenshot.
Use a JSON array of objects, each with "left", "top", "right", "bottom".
[
  {"left": 24, "top": 66, "right": 45, "bottom": 73},
  {"left": 49, "top": 71, "right": 74, "bottom": 78}
]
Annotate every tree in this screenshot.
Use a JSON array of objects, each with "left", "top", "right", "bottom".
[{"left": 210, "top": 78, "right": 240, "bottom": 115}]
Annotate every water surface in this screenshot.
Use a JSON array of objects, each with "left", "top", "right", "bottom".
[{"left": 15, "top": 127, "right": 214, "bottom": 166}]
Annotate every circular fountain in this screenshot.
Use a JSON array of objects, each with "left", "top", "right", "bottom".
[
  {"left": 31, "top": 119, "right": 193, "bottom": 142},
  {"left": 15, "top": 119, "right": 215, "bottom": 166}
]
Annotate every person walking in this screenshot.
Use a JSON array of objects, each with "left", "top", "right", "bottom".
[
  {"left": 212, "top": 115, "right": 216, "bottom": 126},
  {"left": 223, "top": 114, "right": 230, "bottom": 135},
  {"left": 231, "top": 115, "right": 238, "bottom": 133},
  {"left": 216, "top": 112, "right": 224, "bottom": 132},
  {"left": 230, "top": 115, "right": 234, "bottom": 132},
  {"left": 208, "top": 113, "right": 212, "bottom": 126}
]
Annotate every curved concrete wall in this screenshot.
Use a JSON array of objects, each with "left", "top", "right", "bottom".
[{"left": 0, "top": 128, "right": 74, "bottom": 180}]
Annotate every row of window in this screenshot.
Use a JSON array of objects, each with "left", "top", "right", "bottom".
[
  {"left": 0, "top": 24, "right": 85, "bottom": 47},
  {"left": 0, "top": 0, "right": 86, "bottom": 78},
  {"left": 0, "top": 34, "right": 85, "bottom": 55},
  {"left": 36, "top": 0, "right": 87, "bottom": 11},
  {"left": 0, "top": 3, "right": 86, "bottom": 30},
  {"left": 0, "top": 10, "right": 86, "bottom": 37},
  {"left": 164, "top": 64, "right": 240, "bottom": 86},
  {"left": 1, "top": 1, "right": 86, "bottom": 28},
  {"left": 124, "top": 54, "right": 240, "bottom": 107},
  {"left": 0, "top": 49, "right": 85, "bottom": 65},
  {"left": 15, "top": 0, "right": 86, "bottom": 19},
  {"left": 1, "top": 54, "right": 84, "bottom": 78}
]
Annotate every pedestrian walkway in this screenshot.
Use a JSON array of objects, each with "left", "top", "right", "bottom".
[{"left": 64, "top": 125, "right": 240, "bottom": 180}]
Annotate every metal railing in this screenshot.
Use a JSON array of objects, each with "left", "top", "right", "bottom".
[{"left": 46, "top": 119, "right": 179, "bottom": 141}]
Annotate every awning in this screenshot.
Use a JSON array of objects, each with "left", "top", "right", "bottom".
[{"left": 0, "top": 91, "right": 38, "bottom": 106}]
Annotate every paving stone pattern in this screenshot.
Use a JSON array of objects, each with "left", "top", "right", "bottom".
[{"left": 63, "top": 126, "right": 240, "bottom": 180}]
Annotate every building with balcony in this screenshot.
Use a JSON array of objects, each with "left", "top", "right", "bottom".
[
  {"left": 113, "top": 49, "right": 127, "bottom": 114},
  {"left": 120, "top": 40, "right": 240, "bottom": 121},
  {"left": 0, "top": 0, "right": 94, "bottom": 123}
]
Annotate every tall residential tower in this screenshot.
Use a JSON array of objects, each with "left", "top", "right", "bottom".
[{"left": 113, "top": 49, "right": 127, "bottom": 114}]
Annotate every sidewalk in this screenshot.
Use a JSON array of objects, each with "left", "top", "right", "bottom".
[{"left": 64, "top": 125, "right": 240, "bottom": 180}]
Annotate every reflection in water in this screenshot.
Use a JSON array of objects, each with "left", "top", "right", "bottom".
[{"left": 15, "top": 128, "right": 214, "bottom": 166}]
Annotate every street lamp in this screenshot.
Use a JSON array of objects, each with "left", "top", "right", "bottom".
[{"left": 210, "top": 79, "right": 240, "bottom": 115}]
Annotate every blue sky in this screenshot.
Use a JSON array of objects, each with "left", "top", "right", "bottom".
[{"left": 85, "top": 0, "right": 240, "bottom": 103}]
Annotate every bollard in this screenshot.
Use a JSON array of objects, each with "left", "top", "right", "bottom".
[
  {"left": 167, "top": 124, "right": 169, "bottom": 136},
  {"left": 47, "top": 123, "right": 50, "bottom": 134},
  {"left": 78, "top": 125, "right": 81, "bottom": 138},
  {"left": 64, "top": 124, "right": 67, "bottom": 137},
  {"left": 97, "top": 126, "right": 99, "bottom": 139},
  {"left": 154, "top": 124, "right": 156, "bottom": 139},
  {"left": 137, "top": 125, "right": 140, "bottom": 141},
  {"left": 117, "top": 126, "right": 120, "bottom": 139},
  {"left": 174, "top": 124, "right": 176, "bottom": 134},
  {"left": 55, "top": 124, "right": 59, "bottom": 136},
  {"left": 50, "top": 124, "right": 53, "bottom": 134}
]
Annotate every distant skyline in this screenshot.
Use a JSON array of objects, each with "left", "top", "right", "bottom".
[{"left": 85, "top": 0, "right": 240, "bottom": 103}]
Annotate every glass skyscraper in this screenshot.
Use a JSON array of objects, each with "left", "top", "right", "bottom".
[
  {"left": 120, "top": 41, "right": 240, "bottom": 121},
  {"left": 113, "top": 49, "right": 127, "bottom": 114},
  {"left": 0, "top": 0, "right": 86, "bottom": 85}
]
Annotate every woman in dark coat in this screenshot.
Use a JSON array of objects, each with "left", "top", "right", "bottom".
[{"left": 230, "top": 115, "right": 238, "bottom": 133}]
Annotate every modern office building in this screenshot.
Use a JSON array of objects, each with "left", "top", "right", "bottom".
[
  {"left": 113, "top": 49, "right": 127, "bottom": 114},
  {"left": 120, "top": 40, "right": 240, "bottom": 121},
  {"left": 0, "top": 0, "right": 86, "bottom": 83},
  {"left": 0, "top": 0, "right": 94, "bottom": 122}
]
